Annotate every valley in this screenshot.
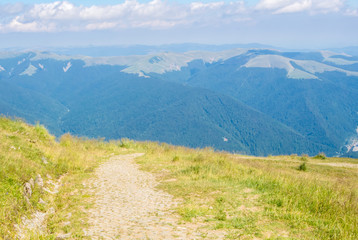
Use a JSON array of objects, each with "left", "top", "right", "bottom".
[{"left": 1, "top": 47, "right": 358, "bottom": 156}]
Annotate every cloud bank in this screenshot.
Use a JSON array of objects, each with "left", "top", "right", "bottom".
[
  {"left": 0, "top": 0, "right": 355, "bottom": 33},
  {"left": 256, "top": 0, "right": 344, "bottom": 14}
]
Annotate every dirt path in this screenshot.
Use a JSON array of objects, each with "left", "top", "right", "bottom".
[
  {"left": 235, "top": 156, "right": 358, "bottom": 169},
  {"left": 84, "top": 153, "right": 218, "bottom": 240},
  {"left": 314, "top": 162, "right": 358, "bottom": 168}
]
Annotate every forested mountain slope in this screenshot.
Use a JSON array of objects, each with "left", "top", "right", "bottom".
[{"left": 1, "top": 48, "right": 357, "bottom": 156}]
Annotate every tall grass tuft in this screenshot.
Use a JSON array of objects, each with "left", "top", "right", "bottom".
[{"left": 298, "top": 162, "right": 307, "bottom": 171}]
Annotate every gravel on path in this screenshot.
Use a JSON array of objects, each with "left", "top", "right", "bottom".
[{"left": 85, "top": 153, "right": 217, "bottom": 240}]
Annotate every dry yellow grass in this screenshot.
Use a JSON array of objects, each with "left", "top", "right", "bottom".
[
  {"left": 0, "top": 117, "right": 130, "bottom": 238},
  {"left": 1, "top": 118, "right": 357, "bottom": 239}
]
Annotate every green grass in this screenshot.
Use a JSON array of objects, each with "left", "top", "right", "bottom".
[
  {"left": 0, "top": 117, "right": 130, "bottom": 238},
  {"left": 1, "top": 118, "right": 357, "bottom": 239},
  {"left": 126, "top": 142, "right": 358, "bottom": 239}
]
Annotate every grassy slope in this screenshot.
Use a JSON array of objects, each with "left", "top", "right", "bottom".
[
  {"left": 0, "top": 117, "right": 130, "bottom": 238},
  {"left": 128, "top": 141, "right": 358, "bottom": 239},
  {"left": 1, "top": 117, "right": 357, "bottom": 239}
]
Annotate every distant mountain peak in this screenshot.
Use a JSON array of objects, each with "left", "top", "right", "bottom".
[{"left": 242, "top": 53, "right": 358, "bottom": 79}]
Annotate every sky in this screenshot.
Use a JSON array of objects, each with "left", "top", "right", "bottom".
[{"left": 0, "top": 0, "right": 357, "bottom": 49}]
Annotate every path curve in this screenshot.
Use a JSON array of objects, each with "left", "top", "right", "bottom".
[{"left": 85, "top": 153, "right": 209, "bottom": 239}]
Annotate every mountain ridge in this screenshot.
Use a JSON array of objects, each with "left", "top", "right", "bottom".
[{"left": 1, "top": 47, "right": 357, "bottom": 156}]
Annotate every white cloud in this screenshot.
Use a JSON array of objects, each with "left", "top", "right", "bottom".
[
  {"left": 28, "top": 1, "right": 78, "bottom": 20},
  {"left": 0, "top": 0, "right": 198, "bottom": 32},
  {"left": 85, "top": 22, "right": 118, "bottom": 30},
  {"left": 0, "top": 0, "right": 250, "bottom": 32},
  {"left": 190, "top": 2, "right": 225, "bottom": 11},
  {"left": 314, "top": 0, "right": 343, "bottom": 13},
  {"left": 256, "top": 0, "right": 344, "bottom": 14},
  {"left": 274, "top": 0, "right": 312, "bottom": 14},
  {"left": 256, "top": 0, "right": 293, "bottom": 10},
  {"left": 345, "top": 9, "right": 358, "bottom": 16},
  {"left": 0, "top": 0, "right": 354, "bottom": 33},
  {"left": 5, "top": 16, "right": 55, "bottom": 32}
]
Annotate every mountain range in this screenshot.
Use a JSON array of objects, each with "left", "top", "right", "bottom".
[{"left": 1, "top": 46, "right": 358, "bottom": 157}]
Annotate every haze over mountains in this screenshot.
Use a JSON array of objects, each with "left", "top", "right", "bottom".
[{"left": 1, "top": 45, "right": 358, "bottom": 157}]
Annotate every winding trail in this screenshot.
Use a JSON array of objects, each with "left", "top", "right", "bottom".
[{"left": 84, "top": 153, "right": 216, "bottom": 239}]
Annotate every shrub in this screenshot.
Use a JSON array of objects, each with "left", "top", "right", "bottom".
[
  {"left": 172, "top": 156, "right": 179, "bottom": 162},
  {"left": 300, "top": 154, "right": 309, "bottom": 161},
  {"left": 119, "top": 139, "right": 131, "bottom": 148},
  {"left": 314, "top": 153, "right": 326, "bottom": 159},
  {"left": 298, "top": 162, "right": 307, "bottom": 171}
]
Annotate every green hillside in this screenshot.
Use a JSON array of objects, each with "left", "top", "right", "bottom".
[
  {"left": 1, "top": 118, "right": 357, "bottom": 239},
  {"left": 61, "top": 74, "right": 329, "bottom": 156},
  {"left": 1, "top": 49, "right": 358, "bottom": 156},
  {"left": 0, "top": 55, "right": 327, "bottom": 156},
  {"left": 154, "top": 52, "right": 358, "bottom": 155},
  {"left": 187, "top": 66, "right": 358, "bottom": 149},
  {"left": 0, "top": 79, "right": 68, "bottom": 135}
]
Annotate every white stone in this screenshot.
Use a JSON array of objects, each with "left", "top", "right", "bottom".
[
  {"left": 23, "top": 182, "right": 32, "bottom": 198},
  {"left": 35, "top": 174, "right": 44, "bottom": 189}
]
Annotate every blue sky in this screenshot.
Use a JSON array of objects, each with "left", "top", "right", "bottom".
[{"left": 0, "top": 0, "right": 357, "bottom": 49}]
